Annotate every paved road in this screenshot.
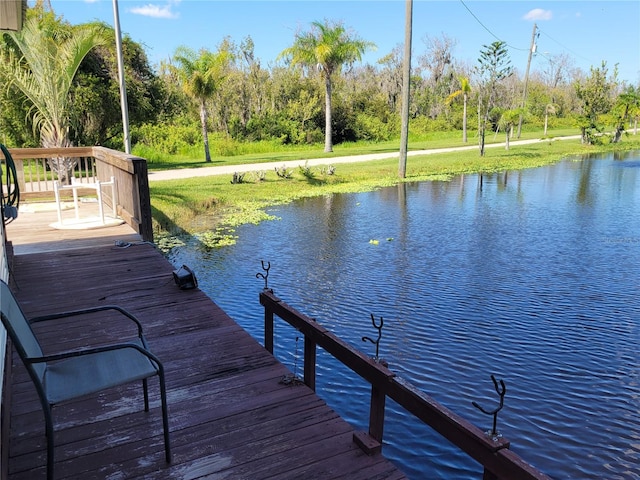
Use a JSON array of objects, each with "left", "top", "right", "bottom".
[{"left": 147, "top": 135, "right": 582, "bottom": 182}]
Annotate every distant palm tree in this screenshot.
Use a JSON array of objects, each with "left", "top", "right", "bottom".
[
  {"left": 612, "top": 86, "right": 640, "bottom": 143},
  {"left": 172, "top": 45, "right": 233, "bottom": 162},
  {"left": 446, "top": 76, "right": 472, "bottom": 143},
  {"left": 498, "top": 108, "right": 522, "bottom": 150},
  {"left": 1, "top": 7, "right": 106, "bottom": 181},
  {"left": 543, "top": 103, "right": 557, "bottom": 136},
  {"left": 280, "top": 20, "right": 375, "bottom": 152}
]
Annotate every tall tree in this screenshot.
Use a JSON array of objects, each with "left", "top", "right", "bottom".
[
  {"left": 377, "top": 46, "right": 404, "bottom": 113},
  {"left": 574, "top": 62, "right": 618, "bottom": 144},
  {"left": 231, "top": 36, "right": 270, "bottom": 135},
  {"left": 70, "top": 32, "right": 164, "bottom": 148},
  {"left": 280, "top": 20, "right": 375, "bottom": 152},
  {"left": 475, "top": 41, "right": 512, "bottom": 156},
  {"left": 0, "top": 5, "right": 106, "bottom": 180},
  {"left": 172, "top": 45, "right": 233, "bottom": 162},
  {"left": 419, "top": 33, "right": 458, "bottom": 118}
]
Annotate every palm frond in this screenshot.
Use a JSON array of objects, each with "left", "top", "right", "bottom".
[{"left": 2, "top": 10, "right": 105, "bottom": 147}]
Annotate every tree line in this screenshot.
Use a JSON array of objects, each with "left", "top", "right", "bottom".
[{"left": 1, "top": 2, "right": 639, "bottom": 163}]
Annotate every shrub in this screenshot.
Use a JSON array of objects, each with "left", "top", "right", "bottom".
[
  {"left": 230, "top": 172, "right": 245, "bottom": 184},
  {"left": 275, "top": 165, "right": 293, "bottom": 179},
  {"left": 299, "top": 161, "right": 314, "bottom": 179},
  {"left": 251, "top": 170, "right": 267, "bottom": 182},
  {"left": 353, "top": 113, "right": 394, "bottom": 141},
  {"left": 410, "top": 116, "right": 455, "bottom": 135},
  {"left": 321, "top": 165, "right": 336, "bottom": 175},
  {"left": 132, "top": 122, "right": 200, "bottom": 155}
]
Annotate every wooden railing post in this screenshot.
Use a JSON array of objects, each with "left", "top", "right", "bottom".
[
  {"left": 482, "top": 439, "right": 510, "bottom": 480},
  {"left": 13, "top": 159, "right": 25, "bottom": 193},
  {"left": 130, "top": 156, "right": 153, "bottom": 242},
  {"left": 369, "top": 385, "right": 386, "bottom": 446},
  {"left": 303, "top": 336, "right": 316, "bottom": 391},
  {"left": 354, "top": 382, "right": 386, "bottom": 455},
  {"left": 483, "top": 468, "right": 498, "bottom": 480},
  {"left": 264, "top": 306, "right": 274, "bottom": 354}
]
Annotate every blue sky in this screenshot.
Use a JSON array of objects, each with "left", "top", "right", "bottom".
[{"left": 49, "top": 0, "right": 639, "bottom": 84}]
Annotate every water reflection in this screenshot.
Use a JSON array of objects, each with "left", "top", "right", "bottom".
[{"left": 170, "top": 152, "right": 640, "bottom": 480}]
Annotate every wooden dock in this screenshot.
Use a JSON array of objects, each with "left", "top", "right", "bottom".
[
  {"left": 3, "top": 204, "right": 407, "bottom": 479},
  {"left": 7, "top": 201, "right": 142, "bottom": 255}
]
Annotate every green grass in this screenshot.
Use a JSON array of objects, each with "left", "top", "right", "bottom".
[
  {"left": 149, "top": 134, "right": 640, "bottom": 250},
  {"left": 140, "top": 127, "right": 580, "bottom": 171}
]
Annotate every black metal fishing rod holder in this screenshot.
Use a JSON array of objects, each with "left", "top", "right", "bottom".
[
  {"left": 362, "top": 313, "right": 384, "bottom": 362},
  {"left": 472, "top": 374, "right": 506, "bottom": 438},
  {"left": 256, "top": 260, "right": 271, "bottom": 290}
]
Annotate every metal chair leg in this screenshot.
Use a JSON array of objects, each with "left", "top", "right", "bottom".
[
  {"left": 158, "top": 368, "right": 171, "bottom": 463},
  {"left": 143, "top": 378, "right": 149, "bottom": 412},
  {"left": 45, "top": 405, "right": 55, "bottom": 480}
]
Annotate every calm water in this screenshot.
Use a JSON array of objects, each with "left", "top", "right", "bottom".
[{"left": 169, "top": 151, "right": 640, "bottom": 479}]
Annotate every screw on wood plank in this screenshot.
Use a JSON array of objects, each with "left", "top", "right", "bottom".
[
  {"left": 472, "top": 375, "right": 506, "bottom": 438},
  {"left": 362, "top": 313, "right": 384, "bottom": 362},
  {"left": 256, "top": 260, "right": 271, "bottom": 290}
]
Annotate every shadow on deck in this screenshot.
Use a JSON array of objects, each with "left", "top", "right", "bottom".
[{"left": 4, "top": 209, "right": 406, "bottom": 479}]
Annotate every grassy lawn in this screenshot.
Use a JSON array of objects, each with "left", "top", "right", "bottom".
[
  {"left": 141, "top": 127, "right": 580, "bottom": 171},
  {"left": 149, "top": 133, "right": 640, "bottom": 249}
]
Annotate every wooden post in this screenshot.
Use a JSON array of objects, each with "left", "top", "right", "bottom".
[
  {"left": 354, "top": 383, "right": 386, "bottom": 455},
  {"left": 264, "top": 307, "right": 274, "bottom": 354},
  {"left": 303, "top": 336, "right": 316, "bottom": 391},
  {"left": 369, "top": 385, "right": 386, "bottom": 444},
  {"left": 483, "top": 469, "right": 498, "bottom": 480},
  {"left": 131, "top": 157, "right": 153, "bottom": 242},
  {"left": 482, "top": 438, "right": 511, "bottom": 480}
]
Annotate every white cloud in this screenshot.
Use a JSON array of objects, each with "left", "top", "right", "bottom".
[
  {"left": 523, "top": 8, "right": 553, "bottom": 21},
  {"left": 130, "top": 2, "right": 180, "bottom": 19}
]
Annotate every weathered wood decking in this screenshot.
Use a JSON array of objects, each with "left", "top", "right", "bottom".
[
  {"left": 4, "top": 205, "right": 407, "bottom": 479},
  {"left": 7, "top": 202, "right": 142, "bottom": 255}
]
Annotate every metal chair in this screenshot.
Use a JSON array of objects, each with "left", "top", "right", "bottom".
[{"left": 0, "top": 279, "right": 171, "bottom": 479}]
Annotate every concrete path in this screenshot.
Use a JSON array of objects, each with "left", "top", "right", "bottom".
[{"left": 147, "top": 135, "right": 582, "bottom": 182}]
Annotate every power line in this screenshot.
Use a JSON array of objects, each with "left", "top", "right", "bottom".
[
  {"left": 459, "top": 0, "right": 500, "bottom": 42},
  {"left": 537, "top": 28, "right": 594, "bottom": 64},
  {"left": 459, "top": 0, "right": 528, "bottom": 52}
]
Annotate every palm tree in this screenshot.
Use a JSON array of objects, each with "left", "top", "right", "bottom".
[
  {"left": 498, "top": 108, "right": 522, "bottom": 150},
  {"left": 446, "top": 75, "right": 472, "bottom": 143},
  {"left": 1, "top": 7, "right": 106, "bottom": 181},
  {"left": 172, "top": 45, "right": 233, "bottom": 162},
  {"left": 543, "top": 103, "right": 557, "bottom": 136},
  {"left": 611, "top": 86, "right": 640, "bottom": 143},
  {"left": 280, "top": 20, "right": 375, "bottom": 152}
]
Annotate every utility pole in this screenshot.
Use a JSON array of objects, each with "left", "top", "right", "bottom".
[
  {"left": 398, "top": 0, "right": 413, "bottom": 178},
  {"left": 113, "top": 0, "right": 131, "bottom": 154},
  {"left": 516, "top": 23, "right": 538, "bottom": 139}
]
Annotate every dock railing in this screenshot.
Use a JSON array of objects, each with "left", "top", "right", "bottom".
[
  {"left": 3, "top": 147, "right": 153, "bottom": 242},
  {"left": 260, "top": 289, "right": 552, "bottom": 480}
]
